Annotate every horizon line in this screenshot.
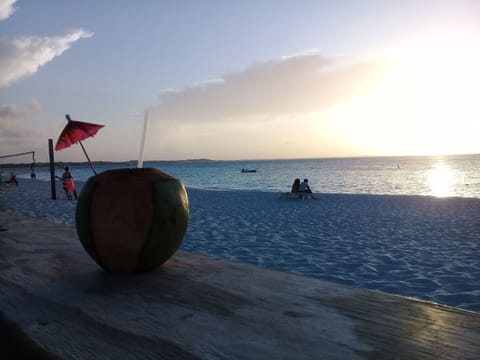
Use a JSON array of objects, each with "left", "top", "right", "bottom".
[{"left": 2, "top": 152, "right": 480, "bottom": 167}]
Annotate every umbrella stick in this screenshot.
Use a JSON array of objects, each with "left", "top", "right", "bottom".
[{"left": 78, "top": 140, "right": 97, "bottom": 175}]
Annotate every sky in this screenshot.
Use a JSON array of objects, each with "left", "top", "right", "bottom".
[{"left": 1, "top": 0, "right": 480, "bottom": 163}]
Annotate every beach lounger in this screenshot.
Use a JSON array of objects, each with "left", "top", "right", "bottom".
[{"left": 280, "top": 192, "right": 315, "bottom": 200}]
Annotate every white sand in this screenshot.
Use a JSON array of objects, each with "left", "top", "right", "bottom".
[{"left": 1, "top": 178, "right": 480, "bottom": 311}]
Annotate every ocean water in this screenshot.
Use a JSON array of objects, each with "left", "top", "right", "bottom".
[{"left": 8, "top": 153, "right": 480, "bottom": 198}]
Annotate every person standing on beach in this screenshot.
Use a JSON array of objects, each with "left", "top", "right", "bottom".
[
  {"left": 30, "top": 162, "right": 36, "bottom": 179},
  {"left": 57, "top": 167, "right": 78, "bottom": 200}
]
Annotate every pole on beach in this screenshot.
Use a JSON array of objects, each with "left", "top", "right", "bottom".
[
  {"left": 48, "top": 139, "right": 56, "bottom": 200},
  {"left": 137, "top": 111, "right": 150, "bottom": 168}
]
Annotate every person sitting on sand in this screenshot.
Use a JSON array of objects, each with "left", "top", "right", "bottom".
[
  {"left": 299, "top": 178, "right": 312, "bottom": 193},
  {"left": 7, "top": 172, "right": 18, "bottom": 186},
  {"left": 291, "top": 178, "right": 300, "bottom": 193}
]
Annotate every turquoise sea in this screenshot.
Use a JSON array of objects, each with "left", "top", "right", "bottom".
[{"left": 7, "top": 153, "right": 480, "bottom": 198}]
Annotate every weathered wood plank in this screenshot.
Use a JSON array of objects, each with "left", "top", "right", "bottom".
[{"left": 1, "top": 211, "right": 479, "bottom": 359}]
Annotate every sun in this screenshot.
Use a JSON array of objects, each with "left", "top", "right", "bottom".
[{"left": 327, "top": 30, "right": 480, "bottom": 156}]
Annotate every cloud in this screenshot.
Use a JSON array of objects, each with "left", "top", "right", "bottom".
[
  {"left": 143, "top": 52, "right": 391, "bottom": 160},
  {"left": 0, "top": 103, "right": 18, "bottom": 119},
  {"left": 0, "top": 29, "right": 93, "bottom": 87},
  {"left": 150, "top": 53, "right": 389, "bottom": 126},
  {"left": 0, "top": 0, "right": 16, "bottom": 21},
  {"left": 28, "top": 97, "right": 43, "bottom": 113},
  {"left": 0, "top": 101, "right": 43, "bottom": 152}
]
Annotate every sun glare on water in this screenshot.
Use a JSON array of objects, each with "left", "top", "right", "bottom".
[{"left": 426, "top": 162, "right": 456, "bottom": 197}]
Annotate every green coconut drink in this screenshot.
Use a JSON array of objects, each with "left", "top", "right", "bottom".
[{"left": 75, "top": 168, "right": 189, "bottom": 272}]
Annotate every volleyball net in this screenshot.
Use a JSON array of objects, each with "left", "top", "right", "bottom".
[{"left": 0, "top": 151, "right": 36, "bottom": 177}]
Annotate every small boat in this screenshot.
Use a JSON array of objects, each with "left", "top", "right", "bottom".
[{"left": 241, "top": 168, "right": 257, "bottom": 173}]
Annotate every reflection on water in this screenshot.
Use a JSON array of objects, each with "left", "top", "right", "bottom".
[{"left": 426, "top": 162, "right": 458, "bottom": 197}]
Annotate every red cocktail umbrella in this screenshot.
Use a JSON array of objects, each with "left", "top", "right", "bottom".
[{"left": 55, "top": 114, "right": 105, "bottom": 174}]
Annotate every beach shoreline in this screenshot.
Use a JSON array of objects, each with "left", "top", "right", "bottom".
[{"left": 1, "top": 179, "right": 479, "bottom": 312}]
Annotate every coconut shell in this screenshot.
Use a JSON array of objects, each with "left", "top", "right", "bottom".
[{"left": 75, "top": 168, "right": 189, "bottom": 272}]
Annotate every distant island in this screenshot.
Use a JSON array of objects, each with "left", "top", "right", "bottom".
[{"left": 0, "top": 159, "right": 217, "bottom": 169}]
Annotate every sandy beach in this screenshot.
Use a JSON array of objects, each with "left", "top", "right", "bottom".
[{"left": 1, "top": 178, "right": 480, "bottom": 312}]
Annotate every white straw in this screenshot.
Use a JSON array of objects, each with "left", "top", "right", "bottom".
[{"left": 137, "top": 111, "right": 150, "bottom": 168}]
